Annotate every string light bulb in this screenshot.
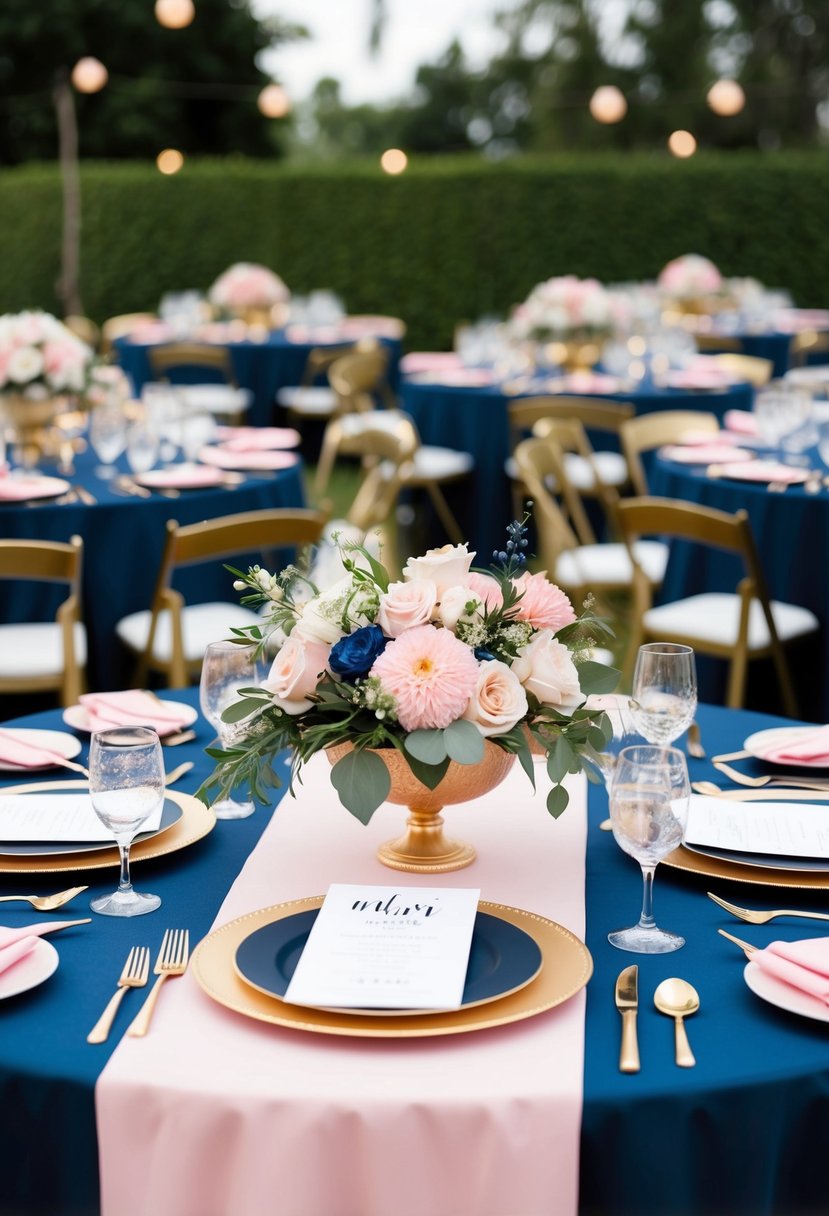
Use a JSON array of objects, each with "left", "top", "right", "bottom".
[
  {"left": 257, "top": 84, "right": 291, "bottom": 118},
  {"left": 668, "top": 129, "right": 697, "bottom": 158},
  {"left": 707, "top": 79, "right": 745, "bottom": 117},
  {"left": 589, "top": 86, "right": 627, "bottom": 124},
  {"left": 155, "top": 0, "right": 195, "bottom": 30},
  {"left": 156, "top": 148, "right": 184, "bottom": 175},
  {"left": 380, "top": 148, "right": 408, "bottom": 175},
  {"left": 71, "top": 57, "right": 108, "bottom": 94}
]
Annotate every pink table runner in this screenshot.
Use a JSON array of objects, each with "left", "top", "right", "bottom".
[{"left": 97, "top": 757, "right": 589, "bottom": 1216}]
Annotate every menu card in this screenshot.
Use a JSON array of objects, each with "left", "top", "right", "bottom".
[
  {"left": 284, "top": 884, "right": 480, "bottom": 1010},
  {"left": 685, "top": 794, "right": 829, "bottom": 859},
  {"left": 0, "top": 793, "right": 163, "bottom": 843}
]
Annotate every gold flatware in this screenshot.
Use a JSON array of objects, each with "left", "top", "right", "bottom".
[
  {"left": 87, "top": 946, "right": 150, "bottom": 1045},
  {"left": 0, "top": 885, "right": 88, "bottom": 911},
  {"left": 127, "top": 928, "right": 190, "bottom": 1037},
  {"left": 653, "top": 978, "right": 699, "bottom": 1068},
  {"left": 615, "top": 964, "right": 640, "bottom": 1073},
  {"left": 114, "top": 476, "right": 151, "bottom": 499},
  {"left": 711, "top": 750, "right": 751, "bottom": 763},
  {"left": 708, "top": 890, "right": 829, "bottom": 926},
  {"left": 160, "top": 729, "right": 197, "bottom": 748},
  {"left": 692, "top": 781, "right": 829, "bottom": 801},
  {"left": 599, "top": 817, "right": 612, "bottom": 831},
  {"left": 73, "top": 485, "right": 97, "bottom": 505},
  {"left": 164, "top": 761, "right": 193, "bottom": 785},
  {"left": 686, "top": 722, "right": 706, "bottom": 760},
  {"left": 718, "top": 928, "right": 757, "bottom": 957},
  {"left": 712, "top": 761, "right": 829, "bottom": 790}
]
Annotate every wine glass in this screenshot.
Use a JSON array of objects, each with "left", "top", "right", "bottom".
[
  {"left": 199, "top": 640, "right": 264, "bottom": 819},
  {"left": 126, "top": 420, "right": 159, "bottom": 475},
  {"left": 88, "top": 404, "right": 127, "bottom": 479},
  {"left": 88, "top": 726, "right": 163, "bottom": 917},
  {"left": 608, "top": 744, "right": 691, "bottom": 953},
  {"left": 584, "top": 693, "right": 642, "bottom": 830},
  {"left": 630, "top": 643, "right": 697, "bottom": 747}
]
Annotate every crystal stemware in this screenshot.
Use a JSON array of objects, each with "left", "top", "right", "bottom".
[
  {"left": 608, "top": 744, "right": 691, "bottom": 953},
  {"left": 199, "top": 640, "right": 264, "bottom": 819},
  {"left": 88, "top": 404, "right": 127, "bottom": 479},
  {"left": 88, "top": 726, "right": 163, "bottom": 917},
  {"left": 630, "top": 643, "right": 697, "bottom": 747}
]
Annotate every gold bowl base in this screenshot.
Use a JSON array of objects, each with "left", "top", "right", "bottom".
[{"left": 377, "top": 807, "right": 476, "bottom": 873}]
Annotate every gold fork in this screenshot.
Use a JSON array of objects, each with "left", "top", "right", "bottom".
[
  {"left": 686, "top": 722, "right": 706, "bottom": 759},
  {"left": 127, "top": 929, "right": 190, "bottom": 1037},
  {"left": 87, "top": 946, "right": 150, "bottom": 1044},
  {"left": 708, "top": 891, "right": 829, "bottom": 926},
  {"left": 0, "top": 885, "right": 88, "bottom": 911},
  {"left": 718, "top": 928, "right": 758, "bottom": 957},
  {"left": 713, "top": 760, "right": 829, "bottom": 789}
]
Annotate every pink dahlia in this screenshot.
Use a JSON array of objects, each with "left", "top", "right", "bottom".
[
  {"left": 370, "top": 624, "right": 479, "bottom": 731},
  {"left": 513, "top": 571, "right": 577, "bottom": 632}
]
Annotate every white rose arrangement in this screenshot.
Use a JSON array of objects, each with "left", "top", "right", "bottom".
[{"left": 0, "top": 311, "right": 92, "bottom": 398}]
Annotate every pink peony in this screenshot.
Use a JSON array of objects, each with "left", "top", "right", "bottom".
[
  {"left": 370, "top": 624, "right": 479, "bottom": 731},
  {"left": 466, "top": 572, "right": 504, "bottom": 612},
  {"left": 513, "top": 571, "right": 576, "bottom": 632}
]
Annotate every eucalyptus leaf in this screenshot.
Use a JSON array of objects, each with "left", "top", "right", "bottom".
[
  {"left": 404, "top": 752, "right": 451, "bottom": 790},
  {"left": 220, "top": 697, "right": 262, "bottom": 724},
  {"left": 443, "top": 720, "right": 485, "bottom": 764},
  {"left": 578, "top": 661, "right": 620, "bottom": 696},
  {"left": 547, "top": 783, "right": 570, "bottom": 818},
  {"left": 547, "top": 735, "right": 574, "bottom": 784},
  {"left": 587, "top": 724, "right": 609, "bottom": 752},
  {"left": 405, "top": 729, "right": 448, "bottom": 765},
  {"left": 329, "top": 750, "right": 390, "bottom": 824}
]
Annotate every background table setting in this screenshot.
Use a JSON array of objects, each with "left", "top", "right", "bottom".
[{"left": 2, "top": 692, "right": 829, "bottom": 1215}]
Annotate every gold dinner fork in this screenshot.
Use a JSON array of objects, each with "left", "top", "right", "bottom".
[
  {"left": 87, "top": 946, "right": 150, "bottom": 1044},
  {"left": 127, "top": 928, "right": 190, "bottom": 1038},
  {"left": 686, "top": 722, "right": 706, "bottom": 759},
  {"left": 0, "top": 885, "right": 88, "bottom": 911},
  {"left": 713, "top": 761, "right": 829, "bottom": 789},
  {"left": 708, "top": 891, "right": 829, "bottom": 926}
]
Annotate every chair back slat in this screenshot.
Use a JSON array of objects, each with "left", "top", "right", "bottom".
[
  {"left": 148, "top": 343, "right": 235, "bottom": 384},
  {"left": 619, "top": 410, "right": 719, "bottom": 496}
]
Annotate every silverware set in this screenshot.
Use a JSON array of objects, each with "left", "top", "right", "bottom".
[
  {"left": 87, "top": 929, "right": 190, "bottom": 1045},
  {"left": 615, "top": 965, "right": 700, "bottom": 1071}
]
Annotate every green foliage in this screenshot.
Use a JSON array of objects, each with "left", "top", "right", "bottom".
[{"left": 3, "top": 152, "right": 827, "bottom": 354}]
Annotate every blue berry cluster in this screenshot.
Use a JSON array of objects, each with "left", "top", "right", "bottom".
[{"left": 493, "top": 514, "right": 530, "bottom": 576}]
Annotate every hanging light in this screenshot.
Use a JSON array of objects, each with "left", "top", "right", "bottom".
[
  {"left": 155, "top": 0, "right": 195, "bottom": 29},
  {"left": 257, "top": 84, "right": 291, "bottom": 118},
  {"left": 707, "top": 79, "right": 745, "bottom": 117},
  {"left": 668, "top": 129, "right": 697, "bottom": 158},
  {"left": 71, "top": 57, "right": 108, "bottom": 94},
  {"left": 589, "top": 86, "right": 627, "bottom": 124},
  {"left": 380, "top": 148, "right": 408, "bottom": 175},
  {"left": 156, "top": 148, "right": 184, "bottom": 175}
]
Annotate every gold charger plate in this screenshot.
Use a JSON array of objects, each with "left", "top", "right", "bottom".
[
  {"left": 192, "top": 896, "right": 592, "bottom": 1038},
  {"left": 0, "top": 781, "right": 214, "bottom": 874},
  {"left": 664, "top": 844, "right": 829, "bottom": 891}
]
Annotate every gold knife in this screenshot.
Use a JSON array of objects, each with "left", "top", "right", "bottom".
[{"left": 615, "top": 964, "right": 640, "bottom": 1073}]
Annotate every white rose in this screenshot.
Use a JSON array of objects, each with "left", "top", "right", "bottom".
[
  {"left": 261, "top": 635, "right": 329, "bottom": 715},
  {"left": 7, "top": 347, "right": 43, "bottom": 384},
  {"left": 293, "top": 575, "right": 374, "bottom": 645},
  {"left": 403, "top": 544, "right": 475, "bottom": 596},
  {"left": 438, "top": 584, "right": 485, "bottom": 633},
  {"left": 294, "top": 594, "right": 345, "bottom": 645},
  {"left": 512, "top": 630, "right": 583, "bottom": 713},
  {"left": 377, "top": 579, "right": 437, "bottom": 638},
  {"left": 463, "top": 660, "right": 528, "bottom": 737}
]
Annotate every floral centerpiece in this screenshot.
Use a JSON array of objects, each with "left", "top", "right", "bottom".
[
  {"left": 208, "top": 262, "right": 290, "bottom": 326},
  {"left": 509, "top": 275, "right": 616, "bottom": 371},
  {"left": 200, "top": 520, "right": 618, "bottom": 871},
  {"left": 0, "top": 311, "right": 93, "bottom": 445},
  {"left": 657, "top": 254, "right": 730, "bottom": 313},
  {"left": 84, "top": 362, "right": 131, "bottom": 409}
]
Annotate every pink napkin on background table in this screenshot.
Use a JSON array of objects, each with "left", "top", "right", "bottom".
[
  {"left": 135, "top": 464, "right": 226, "bottom": 490},
  {"left": 723, "top": 409, "right": 759, "bottom": 436},
  {"left": 713, "top": 461, "right": 809, "bottom": 485},
  {"left": 759, "top": 725, "right": 829, "bottom": 764},
  {"left": 0, "top": 729, "right": 70, "bottom": 769},
  {"left": 408, "top": 367, "right": 495, "bottom": 387},
  {"left": 661, "top": 444, "right": 754, "bottom": 464},
  {"left": 78, "top": 690, "right": 192, "bottom": 736},
  {"left": 0, "top": 476, "right": 62, "bottom": 502},
  {"left": 198, "top": 446, "right": 300, "bottom": 471},
  {"left": 753, "top": 938, "right": 829, "bottom": 1004},
  {"left": 213, "top": 427, "right": 301, "bottom": 451},
  {"left": 400, "top": 352, "right": 463, "bottom": 374}
]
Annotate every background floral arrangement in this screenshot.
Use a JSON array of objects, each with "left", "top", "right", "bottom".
[
  {"left": 509, "top": 275, "right": 616, "bottom": 342},
  {"left": 0, "top": 310, "right": 92, "bottom": 398},
  {"left": 200, "top": 522, "right": 618, "bottom": 824},
  {"left": 208, "top": 262, "right": 290, "bottom": 313},
  {"left": 657, "top": 254, "right": 723, "bottom": 300}
]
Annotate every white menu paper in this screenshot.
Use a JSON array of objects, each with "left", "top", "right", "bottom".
[
  {"left": 685, "top": 794, "right": 829, "bottom": 859},
  {"left": 283, "top": 883, "right": 481, "bottom": 1010},
  {"left": 0, "top": 793, "right": 163, "bottom": 843}
]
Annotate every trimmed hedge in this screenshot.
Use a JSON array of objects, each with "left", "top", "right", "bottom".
[{"left": 1, "top": 153, "right": 828, "bottom": 351}]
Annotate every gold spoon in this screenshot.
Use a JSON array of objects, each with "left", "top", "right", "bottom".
[{"left": 654, "top": 977, "right": 699, "bottom": 1068}]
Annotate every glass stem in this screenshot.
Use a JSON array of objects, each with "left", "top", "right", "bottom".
[
  {"left": 115, "top": 838, "right": 133, "bottom": 894},
  {"left": 638, "top": 864, "right": 657, "bottom": 929}
]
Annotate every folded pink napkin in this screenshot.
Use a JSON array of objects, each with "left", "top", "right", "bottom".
[
  {"left": 0, "top": 476, "right": 63, "bottom": 502},
  {"left": 723, "top": 409, "right": 758, "bottom": 436},
  {"left": 409, "top": 368, "right": 495, "bottom": 387},
  {"left": 754, "top": 938, "right": 829, "bottom": 1004},
  {"left": 714, "top": 461, "right": 809, "bottom": 485},
  {"left": 198, "top": 446, "right": 300, "bottom": 471},
  {"left": 560, "top": 372, "right": 623, "bottom": 394},
  {"left": 400, "top": 352, "right": 463, "bottom": 374},
  {"left": 213, "top": 427, "right": 301, "bottom": 452},
  {"left": 661, "top": 444, "right": 754, "bottom": 465},
  {"left": 0, "top": 729, "right": 70, "bottom": 769},
  {"left": 78, "top": 690, "right": 192, "bottom": 736},
  {"left": 136, "top": 465, "right": 226, "bottom": 490},
  {"left": 0, "top": 921, "right": 83, "bottom": 948},
  {"left": 773, "top": 309, "right": 829, "bottom": 334},
  {"left": 0, "top": 936, "right": 38, "bottom": 977},
  {"left": 759, "top": 726, "right": 829, "bottom": 764},
  {"left": 665, "top": 367, "right": 737, "bottom": 390}
]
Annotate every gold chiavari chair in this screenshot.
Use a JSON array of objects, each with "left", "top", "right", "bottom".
[
  {"left": 278, "top": 339, "right": 393, "bottom": 424},
  {"left": 100, "top": 313, "right": 157, "bottom": 355},
  {"left": 789, "top": 329, "right": 829, "bottom": 368},
  {"left": 148, "top": 342, "right": 237, "bottom": 385},
  {"left": 709, "top": 354, "right": 773, "bottom": 387},
  {"left": 619, "top": 410, "right": 720, "bottom": 497},
  {"left": 694, "top": 334, "right": 745, "bottom": 353}
]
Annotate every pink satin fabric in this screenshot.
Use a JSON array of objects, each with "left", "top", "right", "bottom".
[{"left": 97, "top": 757, "right": 589, "bottom": 1216}]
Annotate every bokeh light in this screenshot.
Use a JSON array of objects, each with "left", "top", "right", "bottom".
[
  {"left": 380, "top": 148, "right": 408, "bottom": 175},
  {"left": 258, "top": 84, "right": 291, "bottom": 118},
  {"left": 155, "top": 0, "right": 195, "bottom": 30},
  {"left": 668, "top": 129, "right": 697, "bottom": 158},
  {"left": 707, "top": 79, "right": 746, "bottom": 117},
  {"left": 156, "top": 148, "right": 184, "bottom": 175},
  {"left": 71, "top": 57, "right": 108, "bottom": 94},
  {"left": 589, "top": 86, "right": 627, "bottom": 124}
]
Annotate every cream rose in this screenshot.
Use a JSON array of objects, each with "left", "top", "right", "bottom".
[
  {"left": 463, "top": 660, "right": 528, "bottom": 737},
  {"left": 403, "top": 544, "right": 475, "bottom": 597},
  {"left": 293, "top": 575, "right": 376, "bottom": 645},
  {"left": 261, "top": 635, "right": 330, "bottom": 715},
  {"left": 438, "top": 584, "right": 485, "bottom": 633},
  {"left": 377, "top": 579, "right": 437, "bottom": 638},
  {"left": 512, "top": 630, "right": 583, "bottom": 712}
]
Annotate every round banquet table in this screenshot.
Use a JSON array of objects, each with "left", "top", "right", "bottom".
[
  {"left": 400, "top": 377, "right": 754, "bottom": 559},
  {"left": 115, "top": 328, "right": 403, "bottom": 428},
  {"left": 650, "top": 449, "right": 829, "bottom": 719},
  {"left": 2, "top": 693, "right": 829, "bottom": 1216},
  {"left": 0, "top": 447, "right": 305, "bottom": 690}
]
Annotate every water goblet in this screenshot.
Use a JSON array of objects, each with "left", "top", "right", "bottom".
[
  {"left": 199, "top": 640, "right": 265, "bottom": 819},
  {"left": 630, "top": 643, "right": 697, "bottom": 747},
  {"left": 608, "top": 744, "right": 691, "bottom": 953},
  {"left": 126, "top": 421, "right": 160, "bottom": 475},
  {"left": 88, "top": 726, "right": 163, "bottom": 917},
  {"left": 89, "top": 404, "right": 127, "bottom": 479}
]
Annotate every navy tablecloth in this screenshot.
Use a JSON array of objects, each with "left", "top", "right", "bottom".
[
  {"left": 2, "top": 696, "right": 829, "bottom": 1215},
  {"left": 400, "top": 379, "right": 754, "bottom": 558}
]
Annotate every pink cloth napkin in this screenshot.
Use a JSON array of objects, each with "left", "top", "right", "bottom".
[
  {"left": 0, "top": 476, "right": 62, "bottom": 502},
  {"left": 714, "top": 460, "right": 808, "bottom": 485},
  {"left": 198, "top": 445, "right": 300, "bottom": 471},
  {"left": 408, "top": 367, "right": 495, "bottom": 387},
  {"left": 560, "top": 372, "right": 623, "bottom": 394},
  {"left": 78, "top": 690, "right": 192, "bottom": 736},
  {"left": 661, "top": 443, "right": 754, "bottom": 464},
  {"left": 665, "top": 367, "right": 737, "bottom": 390},
  {"left": 0, "top": 921, "right": 83, "bottom": 948},
  {"left": 136, "top": 465, "right": 226, "bottom": 490},
  {"left": 0, "top": 937, "right": 37, "bottom": 976},
  {"left": 754, "top": 938, "right": 829, "bottom": 1004},
  {"left": 0, "top": 729, "right": 70, "bottom": 769},
  {"left": 773, "top": 309, "right": 829, "bottom": 334},
  {"left": 213, "top": 427, "right": 301, "bottom": 452},
  {"left": 759, "top": 726, "right": 829, "bottom": 764},
  {"left": 723, "top": 409, "right": 758, "bottom": 436},
  {"left": 400, "top": 352, "right": 463, "bottom": 374}
]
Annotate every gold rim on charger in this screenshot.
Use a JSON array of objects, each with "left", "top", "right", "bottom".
[
  {"left": 664, "top": 844, "right": 829, "bottom": 890},
  {"left": 192, "top": 895, "right": 593, "bottom": 1038}
]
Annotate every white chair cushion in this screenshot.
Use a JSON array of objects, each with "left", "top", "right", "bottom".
[
  {"left": 504, "top": 451, "right": 628, "bottom": 491},
  {"left": 177, "top": 385, "right": 252, "bottom": 415},
  {"left": 277, "top": 386, "right": 337, "bottom": 415},
  {"left": 116, "top": 604, "right": 262, "bottom": 665},
  {"left": 339, "top": 410, "right": 404, "bottom": 437},
  {"left": 643, "top": 594, "right": 819, "bottom": 650},
  {"left": 0, "top": 622, "right": 87, "bottom": 678},
  {"left": 408, "top": 447, "right": 475, "bottom": 480},
  {"left": 555, "top": 540, "right": 669, "bottom": 588}
]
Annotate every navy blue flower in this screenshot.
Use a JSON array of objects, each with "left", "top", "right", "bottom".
[
  {"left": 474, "top": 645, "right": 497, "bottom": 663},
  {"left": 329, "top": 625, "right": 387, "bottom": 681}
]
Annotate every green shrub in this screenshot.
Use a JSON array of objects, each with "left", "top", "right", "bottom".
[{"left": 1, "top": 153, "right": 828, "bottom": 351}]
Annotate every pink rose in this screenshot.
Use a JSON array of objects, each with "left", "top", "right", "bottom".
[
  {"left": 513, "top": 571, "right": 577, "bottom": 632},
  {"left": 512, "top": 631, "right": 583, "bottom": 712},
  {"left": 377, "top": 579, "right": 437, "bottom": 638},
  {"left": 463, "top": 660, "right": 528, "bottom": 737},
  {"left": 261, "top": 635, "right": 330, "bottom": 715}
]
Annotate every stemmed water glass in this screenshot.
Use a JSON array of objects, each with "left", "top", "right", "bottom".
[
  {"left": 585, "top": 694, "right": 641, "bottom": 830},
  {"left": 199, "top": 640, "right": 265, "bottom": 819},
  {"left": 608, "top": 744, "right": 691, "bottom": 953},
  {"left": 630, "top": 643, "right": 697, "bottom": 747},
  {"left": 88, "top": 404, "right": 127, "bottom": 479},
  {"left": 88, "top": 726, "right": 163, "bottom": 917}
]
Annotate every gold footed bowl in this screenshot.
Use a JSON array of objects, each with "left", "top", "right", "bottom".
[{"left": 326, "top": 741, "right": 516, "bottom": 874}]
